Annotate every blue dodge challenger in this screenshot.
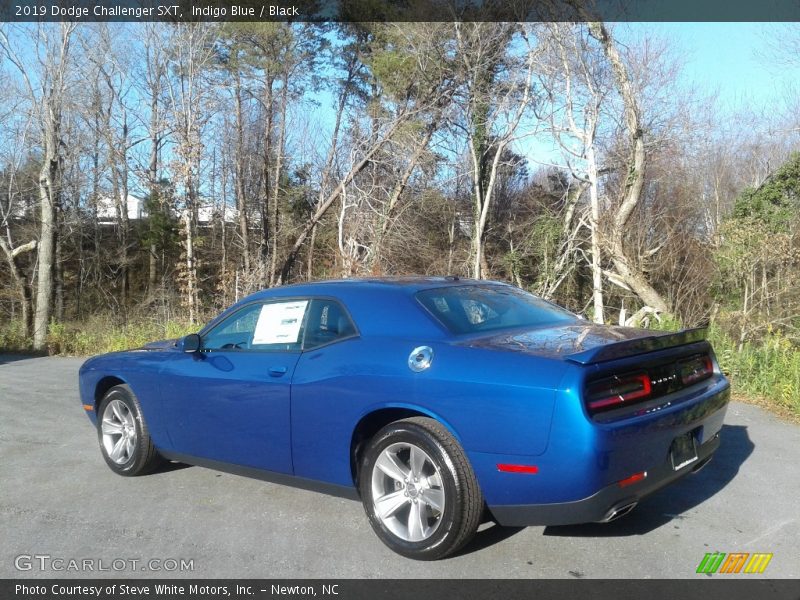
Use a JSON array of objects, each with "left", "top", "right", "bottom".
[{"left": 79, "top": 277, "right": 729, "bottom": 560}]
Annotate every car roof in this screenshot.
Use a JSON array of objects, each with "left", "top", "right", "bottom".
[
  {"left": 203, "top": 277, "right": 514, "bottom": 340},
  {"left": 249, "top": 276, "right": 508, "bottom": 298}
]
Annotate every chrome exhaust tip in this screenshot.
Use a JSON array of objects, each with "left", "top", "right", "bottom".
[{"left": 601, "top": 501, "right": 638, "bottom": 523}]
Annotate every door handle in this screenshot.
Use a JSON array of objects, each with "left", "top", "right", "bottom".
[{"left": 268, "top": 366, "right": 288, "bottom": 377}]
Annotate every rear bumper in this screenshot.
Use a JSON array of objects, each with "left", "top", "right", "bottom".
[{"left": 490, "top": 429, "right": 720, "bottom": 527}]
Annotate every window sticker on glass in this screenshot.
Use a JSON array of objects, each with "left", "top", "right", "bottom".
[{"left": 252, "top": 301, "right": 308, "bottom": 344}]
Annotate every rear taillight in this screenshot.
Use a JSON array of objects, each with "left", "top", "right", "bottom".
[
  {"left": 586, "top": 372, "right": 651, "bottom": 413},
  {"left": 679, "top": 355, "right": 713, "bottom": 385}
]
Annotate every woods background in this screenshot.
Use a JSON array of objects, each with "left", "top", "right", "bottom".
[{"left": 0, "top": 21, "right": 798, "bottom": 411}]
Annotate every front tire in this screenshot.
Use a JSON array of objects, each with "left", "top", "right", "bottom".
[
  {"left": 359, "top": 417, "right": 483, "bottom": 560},
  {"left": 97, "top": 384, "right": 163, "bottom": 476}
]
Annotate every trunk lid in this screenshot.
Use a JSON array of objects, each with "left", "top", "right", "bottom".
[{"left": 456, "top": 323, "right": 707, "bottom": 364}]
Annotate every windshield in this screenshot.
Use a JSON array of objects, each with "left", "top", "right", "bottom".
[{"left": 416, "top": 285, "right": 578, "bottom": 335}]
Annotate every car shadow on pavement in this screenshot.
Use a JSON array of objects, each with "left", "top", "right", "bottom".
[
  {"left": 454, "top": 522, "right": 526, "bottom": 557},
  {"left": 542, "top": 424, "right": 754, "bottom": 538},
  {"left": 152, "top": 460, "right": 193, "bottom": 474}
]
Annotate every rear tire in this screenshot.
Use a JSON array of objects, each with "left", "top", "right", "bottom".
[
  {"left": 97, "top": 384, "right": 163, "bottom": 476},
  {"left": 359, "top": 417, "right": 483, "bottom": 560}
]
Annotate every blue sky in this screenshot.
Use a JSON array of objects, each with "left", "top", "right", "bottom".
[
  {"left": 621, "top": 22, "right": 796, "bottom": 112},
  {"left": 509, "top": 22, "right": 799, "bottom": 169}
]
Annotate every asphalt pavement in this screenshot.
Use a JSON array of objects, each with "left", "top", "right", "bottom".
[{"left": 1, "top": 354, "right": 798, "bottom": 578}]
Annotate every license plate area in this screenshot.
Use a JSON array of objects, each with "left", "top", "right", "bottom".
[{"left": 670, "top": 432, "right": 698, "bottom": 471}]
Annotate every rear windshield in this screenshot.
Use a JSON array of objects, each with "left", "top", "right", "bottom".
[{"left": 416, "top": 285, "right": 577, "bottom": 335}]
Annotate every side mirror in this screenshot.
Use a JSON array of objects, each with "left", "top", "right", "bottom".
[{"left": 182, "top": 333, "right": 201, "bottom": 353}]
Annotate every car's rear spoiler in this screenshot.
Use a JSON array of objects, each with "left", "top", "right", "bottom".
[{"left": 566, "top": 327, "right": 709, "bottom": 365}]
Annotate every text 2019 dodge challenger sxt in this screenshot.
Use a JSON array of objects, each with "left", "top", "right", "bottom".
[{"left": 79, "top": 277, "right": 729, "bottom": 560}]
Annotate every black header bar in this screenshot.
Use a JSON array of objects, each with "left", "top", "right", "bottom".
[{"left": 2, "top": 0, "right": 800, "bottom": 23}]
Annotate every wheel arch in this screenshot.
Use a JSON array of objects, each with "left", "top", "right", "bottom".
[
  {"left": 94, "top": 375, "right": 128, "bottom": 411},
  {"left": 349, "top": 404, "right": 463, "bottom": 490}
]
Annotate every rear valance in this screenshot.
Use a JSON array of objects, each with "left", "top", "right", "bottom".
[{"left": 566, "top": 327, "right": 708, "bottom": 365}]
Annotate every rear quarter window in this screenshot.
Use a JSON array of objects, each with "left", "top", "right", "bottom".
[
  {"left": 302, "top": 299, "right": 358, "bottom": 349},
  {"left": 416, "top": 285, "right": 576, "bottom": 335}
]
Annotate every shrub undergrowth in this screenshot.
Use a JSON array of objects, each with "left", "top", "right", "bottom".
[
  {"left": 643, "top": 316, "right": 800, "bottom": 415},
  {"left": 0, "top": 317, "right": 196, "bottom": 356},
  {"left": 707, "top": 325, "right": 800, "bottom": 413}
]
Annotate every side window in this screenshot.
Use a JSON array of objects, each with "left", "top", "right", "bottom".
[
  {"left": 302, "top": 299, "right": 357, "bottom": 350},
  {"left": 201, "top": 300, "right": 309, "bottom": 352},
  {"left": 460, "top": 298, "right": 498, "bottom": 325},
  {"left": 419, "top": 293, "right": 500, "bottom": 331}
]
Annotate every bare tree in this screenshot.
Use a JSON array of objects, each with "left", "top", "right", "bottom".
[
  {"left": 277, "top": 110, "right": 414, "bottom": 284},
  {"left": 335, "top": 22, "right": 454, "bottom": 276},
  {"left": 137, "top": 23, "right": 171, "bottom": 293},
  {"left": 277, "top": 23, "right": 453, "bottom": 284},
  {"left": 82, "top": 24, "right": 139, "bottom": 310},
  {"left": 164, "top": 23, "right": 218, "bottom": 323},
  {"left": 1, "top": 23, "right": 76, "bottom": 349},
  {"left": 0, "top": 71, "right": 37, "bottom": 336},
  {"left": 452, "top": 22, "right": 538, "bottom": 279},
  {"left": 538, "top": 23, "right": 610, "bottom": 322},
  {"left": 305, "top": 26, "right": 364, "bottom": 280},
  {"left": 585, "top": 20, "right": 670, "bottom": 314}
]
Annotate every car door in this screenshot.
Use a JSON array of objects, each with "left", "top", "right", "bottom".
[
  {"left": 159, "top": 298, "right": 310, "bottom": 474},
  {"left": 290, "top": 298, "right": 361, "bottom": 484}
]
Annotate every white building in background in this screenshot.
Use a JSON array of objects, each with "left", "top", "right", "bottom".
[
  {"left": 96, "top": 193, "right": 238, "bottom": 225},
  {"left": 96, "top": 194, "right": 146, "bottom": 224},
  {"left": 179, "top": 202, "right": 239, "bottom": 225}
]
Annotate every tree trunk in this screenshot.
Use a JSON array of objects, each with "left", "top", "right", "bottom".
[
  {"left": 34, "top": 154, "right": 57, "bottom": 350},
  {"left": 462, "top": 31, "right": 534, "bottom": 280},
  {"left": 148, "top": 79, "right": 161, "bottom": 292},
  {"left": 304, "top": 56, "right": 357, "bottom": 282},
  {"left": 260, "top": 73, "right": 275, "bottom": 286},
  {"left": 89, "top": 81, "right": 102, "bottom": 315},
  {"left": 471, "top": 137, "right": 513, "bottom": 279},
  {"left": 587, "top": 20, "right": 670, "bottom": 315},
  {"left": 447, "top": 216, "right": 456, "bottom": 275},
  {"left": 55, "top": 228, "right": 64, "bottom": 322},
  {"left": 182, "top": 211, "right": 197, "bottom": 324},
  {"left": 268, "top": 70, "right": 290, "bottom": 286},
  {"left": 0, "top": 238, "right": 36, "bottom": 338},
  {"left": 233, "top": 69, "right": 251, "bottom": 274},
  {"left": 30, "top": 24, "right": 73, "bottom": 350},
  {"left": 471, "top": 225, "right": 484, "bottom": 279},
  {"left": 120, "top": 112, "right": 130, "bottom": 310},
  {"left": 469, "top": 98, "right": 488, "bottom": 280},
  {"left": 107, "top": 107, "right": 130, "bottom": 313},
  {"left": 587, "top": 144, "right": 605, "bottom": 324}
]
